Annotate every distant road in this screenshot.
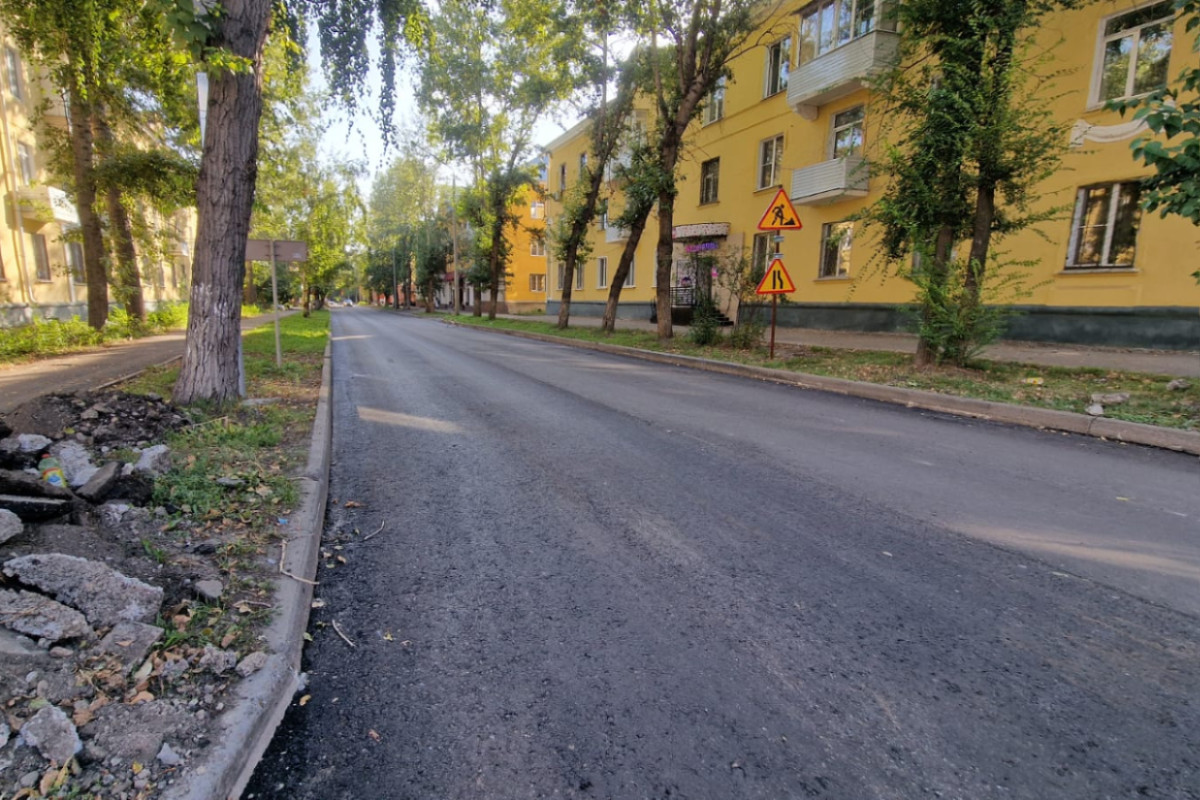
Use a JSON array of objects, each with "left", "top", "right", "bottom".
[
  {"left": 249, "top": 311, "right": 1199, "bottom": 800},
  {"left": 0, "top": 312, "right": 294, "bottom": 413}
]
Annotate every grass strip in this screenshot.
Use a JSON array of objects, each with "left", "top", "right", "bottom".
[{"left": 446, "top": 314, "right": 1198, "bottom": 432}]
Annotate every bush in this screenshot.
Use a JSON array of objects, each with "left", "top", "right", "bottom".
[
  {"left": 728, "top": 313, "right": 766, "bottom": 350},
  {"left": 689, "top": 295, "right": 722, "bottom": 346},
  {"left": 0, "top": 317, "right": 104, "bottom": 360},
  {"left": 147, "top": 302, "right": 188, "bottom": 331}
]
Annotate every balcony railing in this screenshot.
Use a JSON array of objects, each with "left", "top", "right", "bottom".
[
  {"left": 790, "top": 156, "right": 869, "bottom": 206},
  {"left": 13, "top": 186, "right": 79, "bottom": 226},
  {"left": 787, "top": 30, "right": 900, "bottom": 119}
]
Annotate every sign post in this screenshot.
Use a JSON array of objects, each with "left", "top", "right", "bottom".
[
  {"left": 755, "top": 188, "right": 803, "bottom": 360},
  {"left": 246, "top": 239, "right": 309, "bottom": 369}
]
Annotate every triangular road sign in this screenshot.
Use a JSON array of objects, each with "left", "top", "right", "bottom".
[
  {"left": 757, "top": 189, "right": 803, "bottom": 231},
  {"left": 755, "top": 257, "right": 796, "bottom": 295}
]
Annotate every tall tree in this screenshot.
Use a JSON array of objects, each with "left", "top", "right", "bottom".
[
  {"left": 367, "top": 153, "right": 438, "bottom": 308},
  {"left": 871, "top": 0, "right": 1079, "bottom": 365},
  {"left": 171, "top": 0, "right": 420, "bottom": 405},
  {"left": 417, "top": 0, "right": 588, "bottom": 320}
]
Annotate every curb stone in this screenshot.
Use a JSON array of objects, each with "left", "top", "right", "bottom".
[
  {"left": 444, "top": 320, "right": 1200, "bottom": 457},
  {"left": 162, "top": 339, "right": 333, "bottom": 800}
]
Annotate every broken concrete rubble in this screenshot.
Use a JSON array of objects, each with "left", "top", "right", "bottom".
[
  {"left": 0, "top": 507, "right": 22, "bottom": 544},
  {"left": 0, "top": 588, "right": 92, "bottom": 641},
  {"left": 19, "top": 705, "right": 82, "bottom": 764},
  {"left": 77, "top": 461, "right": 121, "bottom": 503},
  {"left": 97, "top": 621, "right": 164, "bottom": 674},
  {"left": 3, "top": 553, "right": 164, "bottom": 628}
]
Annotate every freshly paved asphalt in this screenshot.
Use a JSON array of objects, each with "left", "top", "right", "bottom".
[{"left": 248, "top": 308, "right": 1199, "bottom": 800}]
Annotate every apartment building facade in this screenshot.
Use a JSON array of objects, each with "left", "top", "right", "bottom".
[
  {"left": 543, "top": 0, "right": 1198, "bottom": 348},
  {"left": 0, "top": 31, "right": 194, "bottom": 327}
]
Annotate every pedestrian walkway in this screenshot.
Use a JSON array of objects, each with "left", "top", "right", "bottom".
[
  {"left": 515, "top": 314, "right": 1199, "bottom": 378},
  {"left": 0, "top": 312, "right": 293, "bottom": 413}
]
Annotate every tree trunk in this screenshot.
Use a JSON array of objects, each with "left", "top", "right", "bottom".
[
  {"left": 66, "top": 78, "right": 108, "bottom": 330},
  {"left": 654, "top": 189, "right": 675, "bottom": 340},
  {"left": 914, "top": 225, "right": 955, "bottom": 367},
  {"left": 93, "top": 109, "right": 144, "bottom": 322},
  {"left": 601, "top": 206, "right": 651, "bottom": 333},
  {"left": 965, "top": 183, "right": 996, "bottom": 305},
  {"left": 173, "top": 0, "right": 272, "bottom": 406},
  {"left": 557, "top": 252, "right": 576, "bottom": 329}
]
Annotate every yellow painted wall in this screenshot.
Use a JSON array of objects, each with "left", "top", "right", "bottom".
[
  {"left": 542, "top": 0, "right": 1198, "bottom": 322},
  {"left": 505, "top": 186, "right": 549, "bottom": 313}
]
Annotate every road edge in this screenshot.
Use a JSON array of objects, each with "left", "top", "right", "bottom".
[
  {"left": 163, "top": 339, "right": 333, "bottom": 800},
  {"left": 444, "top": 321, "right": 1200, "bottom": 457}
]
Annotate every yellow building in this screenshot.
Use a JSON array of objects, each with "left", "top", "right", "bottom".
[
  {"left": 504, "top": 185, "right": 550, "bottom": 314},
  {"left": 543, "top": 0, "right": 1199, "bottom": 348},
  {"left": 0, "top": 30, "right": 193, "bottom": 327}
]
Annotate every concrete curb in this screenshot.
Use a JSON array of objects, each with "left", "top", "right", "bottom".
[
  {"left": 445, "top": 321, "right": 1200, "bottom": 457},
  {"left": 164, "top": 340, "right": 334, "bottom": 800}
]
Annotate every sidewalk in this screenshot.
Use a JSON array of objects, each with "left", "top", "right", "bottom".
[
  {"left": 0, "top": 311, "right": 293, "bottom": 413},
  {"left": 520, "top": 314, "right": 1200, "bottom": 378}
]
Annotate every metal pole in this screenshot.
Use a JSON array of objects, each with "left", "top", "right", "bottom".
[
  {"left": 270, "top": 240, "right": 282, "bottom": 368},
  {"left": 769, "top": 294, "right": 777, "bottom": 361},
  {"left": 452, "top": 178, "right": 460, "bottom": 315}
]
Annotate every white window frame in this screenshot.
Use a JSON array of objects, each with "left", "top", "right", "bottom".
[
  {"left": 703, "top": 76, "right": 726, "bottom": 125},
  {"left": 579, "top": 152, "right": 588, "bottom": 178},
  {"left": 575, "top": 261, "right": 585, "bottom": 290},
  {"left": 529, "top": 273, "right": 546, "bottom": 293},
  {"left": 556, "top": 261, "right": 565, "bottom": 290},
  {"left": 16, "top": 142, "right": 33, "bottom": 185},
  {"left": 5, "top": 47, "right": 22, "bottom": 102},
  {"left": 625, "top": 257, "right": 636, "bottom": 288},
  {"left": 67, "top": 242, "right": 84, "bottom": 284},
  {"left": 1089, "top": 1, "right": 1175, "bottom": 108},
  {"left": 597, "top": 256, "right": 608, "bottom": 288},
  {"left": 32, "top": 234, "right": 50, "bottom": 281},
  {"left": 830, "top": 106, "right": 865, "bottom": 159},
  {"left": 1065, "top": 181, "right": 1142, "bottom": 269},
  {"left": 751, "top": 232, "right": 779, "bottom": 278},
  {"left": 763, "top": 37, "right": 791, "bottom": 97},
  {"left": 819, "top": 221, "right": 853, "bottom": 278},
  {"left": 531, "top": 237, "right": 546, "bottom": 257},
  {"left": 757, "top": 134, "right": 784, "bottom": 190},
  {"left": 799, "top": 0, "right": 890, "bottom": 66},
  {"left": 700, "top": 158, "right": 720, "bottom": 204},
  {"left": 558, "top": 163, "right": 567, "bottom": 196},
  {"left": 530, "top": 202, "right": 545, "bottom": 220}
]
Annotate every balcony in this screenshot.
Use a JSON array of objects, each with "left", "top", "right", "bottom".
[
  {"left": 790, "top": 156, "right": 869, "bottom": 205},
  {"left": 787, "top": 30, "right": 900, "bottom": 119},
  {"left": 605, "top": 224, "right": 629, "bottom": 244},
  {"left": 13, "top": 186, "right": 79, "bottom": 226}
]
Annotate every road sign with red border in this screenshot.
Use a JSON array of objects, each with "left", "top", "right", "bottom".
[
  {"left": 755, "top": 257, "right": 796, "bottom": 295},
  {"left": 756, "top": 189, "right": 803, "bottom": 231}
]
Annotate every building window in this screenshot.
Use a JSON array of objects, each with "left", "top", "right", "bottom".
[
  {"left": 67, "top": 242, "right": 84, "bottom": 283},
  {"left": 556, "top": 261, "right": 565, "bottom": 290},
  {"left": 1094, "top": 1, "right": 1174, "bottom": 104},
  {"left": 597, "top": 256, "right": 608, "bottom": 288},
  {"left": 764, "top": 37, "right": 790, "bottom": 97},
  {"left": 757, "top": 135, "right": 785, "bottom": 190},
  {"left": 575, "top": 261, "right": 585, "bottom": 290},
  {"left": 5, "top": 47, "right": 22, "bottom": 101},
  {"left": 531, "top": 236, "right": 546, "bottom": 257},
  {"left": 1067, "top": 182, "right": 1142, "bottom": 268},
  {"left": 579, "top": 152, "right": 588, "bottom": 178},
  {"left": 799, "top": 0, "right": 894, "bottom": 65},
  {"left": 529, "top": 273, "right": 546, "bottom": 292},
  {"left": 16, "top": 142, "right": 34, "bottom": 185},
  {"left": 703, "top": 76, "right": 726, "bottom": 124},
  {"left": 700, "top": 158, "right": 720, "bottom": 204},
  {"left": 558, "top": 163, "right": 567, "bottom": 196},
  {"left": 751, "top": 232, "right": 779, "bottom": 280},
  {"left": 32, "top": 234, "right": 50, "bottom": 281},
  {"left": 819, "top": 222, "right": 853, "bottom": 278},
  {"left": 530, "top": 202, "right": 545, "bottom": 220},
  {"left": 625, "top": 257, "right": 636, "bottom": 287},
  {"left": 831, "top": 106, "right": 864, "bottom": 158}
]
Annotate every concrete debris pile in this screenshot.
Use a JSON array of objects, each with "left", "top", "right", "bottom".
[{"left": 0, "top": 391, "right": 268, "bottom": 799}]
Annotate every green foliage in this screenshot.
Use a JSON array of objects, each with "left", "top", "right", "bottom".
[
  {"left": 868, "top": 0, "right": 1076, "bottom": 364},
  {"left": 1113, "top": 0, "right": 1200, "bottom": 282},
  {"left": 0, "top": 317, "right": 103, "bottom": 360},
  {"left": 688, "top": 294, "right": 722, "bottom": 346}
]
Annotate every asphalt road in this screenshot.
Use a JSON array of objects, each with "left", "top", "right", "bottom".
[{"left": 248, "top": 308, "right": 1200, "bottom": 800}]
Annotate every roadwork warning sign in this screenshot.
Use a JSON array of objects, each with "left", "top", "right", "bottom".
[
  {"left": 755, "top": 257, "right": 796, "bottom": 295},
  {"left": 756, "top": 189, "right": 803, "bottom": 231}
]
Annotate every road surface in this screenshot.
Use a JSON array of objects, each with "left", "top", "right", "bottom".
[{"left": 248, "top": 309, "right": 1200, "bottom": 800}]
